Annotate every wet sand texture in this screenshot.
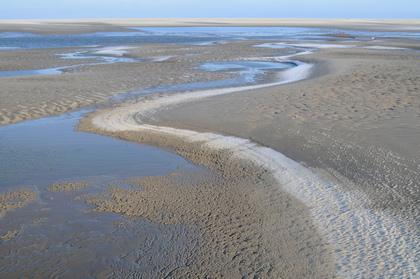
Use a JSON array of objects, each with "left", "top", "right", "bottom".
[
  {"left": 48, "top": 181, "right": 92, "bottom": 192},
  {"left": 0, "top": 20, "right": 419, "bottom": 278},
  {"left": 0, "top": 30, "right": 336, "bottom": 277},
  {"left": 79, "top": 43, "right": 419, "bottom": 277},
  {"left": 0, "top": 42, "right": 277, "bottom": 126},
  {"left": 0, "top": 188, "right": 38, "bottom": 219},
  {"left": 156, "top": 47, "right": 420, "bottom": 213},
  {"left": 80, "top": 166, "right": 333, "bottom": 277}
]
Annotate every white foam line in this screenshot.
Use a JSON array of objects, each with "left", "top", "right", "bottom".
[
  {"left": 364, "top": 46, "right": 407, "bottom": 50},
  {"left": 260, "top": 42, "right": 409, "bottom": 52},
  {"left": 94, "top": 120, "right": 419, "bottom": 278},
  {"left": 92, "top": 57, "right": 418, "bottom": 277},
  {"left": 283, "top": 43, "right": 357, "bottom": 49}
]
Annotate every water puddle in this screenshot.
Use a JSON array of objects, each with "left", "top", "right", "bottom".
[
  {"left": 0, "top": 66, "right": 67, "bottom": 77},
  {"left": 58, "top": 46, "right": 138, "bottom": 63},
  {"left": 112, "top": 60, "right": 292, "bottom": 101},
  {"left": 194, "top": 60, "right": 290, "bottom": 81},
  {"left": 256, "top": 42, "right": 420, "bottom": 54},
  {"left": 0, "top": 110, "right": 199, "bottom": 278},
  {"left": 0, "top": 46, "right": 139, "bottom": 78}
]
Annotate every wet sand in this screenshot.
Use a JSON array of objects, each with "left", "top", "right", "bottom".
[
  {"left": 78, "top": 43, "right": 419, "bottom": 277},
  {"left": 154, "top": 47, "right": 420, "bottom": 213},
  {"left": 0, "top": 43, "right": 248, "bottom": 125},
  {"left": 0, "top": 20, "right": 419, "bottom": 278}
]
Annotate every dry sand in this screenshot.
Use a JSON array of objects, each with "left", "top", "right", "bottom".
[{"left": 0, "top": 20, "right": 419, "bottom": 278}]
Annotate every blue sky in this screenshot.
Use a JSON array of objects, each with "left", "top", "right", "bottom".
[{"left": 1, "top": 0, "right": 418, "bottom": 20}]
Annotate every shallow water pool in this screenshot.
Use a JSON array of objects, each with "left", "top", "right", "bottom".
[{"left": 0, "top": 111, "right": 190, "bottom": 190}]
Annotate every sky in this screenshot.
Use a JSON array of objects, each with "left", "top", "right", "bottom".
[{"left": 1, "top": 0, "right": 419, "bottom": 20}]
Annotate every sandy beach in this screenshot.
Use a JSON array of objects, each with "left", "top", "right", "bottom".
[{"left": 0, "top": 19, "right": 419, "bottom": 278}]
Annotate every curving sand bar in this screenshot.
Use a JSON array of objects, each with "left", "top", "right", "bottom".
[{"left": 0, "top": 19, "right": 419, "bottom": 278}]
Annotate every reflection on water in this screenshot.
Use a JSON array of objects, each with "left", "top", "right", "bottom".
[
  {"left": 194, "top": 61, "right": 291, "bottom": 82},
  {"left": 1, "top": 26, "right": 419, "bottom": 49},
  {"left": 0, "top": 171, "right": 200, "bottom": 278},
  {"left": 0, "top": 108, "right": 201, "bottom": 278},
  {"left": 0, "top": 111, "right": 190, "bottom": 189},
  {"left": 0, "top": 46, "right": 139, "bottom": 78},
  {"left": 112, "top": 60, "right": 292, "bottom": 101},
  {"left": 0, "top": 66, "right": 66, "bottom": 77}
]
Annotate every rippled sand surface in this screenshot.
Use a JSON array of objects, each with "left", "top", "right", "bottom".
[{"left": 0, "top": 20, "right": 419, "bottom": 278}]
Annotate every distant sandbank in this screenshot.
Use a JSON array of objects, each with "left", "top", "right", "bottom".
[{"left": 0, "top": 18, "right": 419, "bottom": 34}]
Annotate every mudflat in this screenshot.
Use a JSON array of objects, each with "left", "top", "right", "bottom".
[{"left": 0, "top": 19, "right": 419, "bottom": 278}]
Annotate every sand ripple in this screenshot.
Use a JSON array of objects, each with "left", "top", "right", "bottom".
[{"left": 86, "top": 49, "right": 419, "bottom": 277}]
